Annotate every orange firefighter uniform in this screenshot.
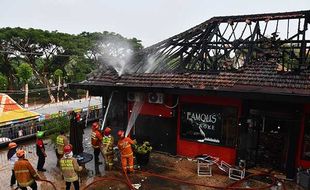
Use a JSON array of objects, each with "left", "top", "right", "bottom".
[
  {"left": 117, "top": 130, "right": 135, "bottom": 173},
  {"left": 56, "top": 133, "right": 69, "bottom": 159},
  {"left": 91, "top": 122, "right": 103, "bottom": 164},
  {"left": 14, "top": 150, "right": 40, "bottom": 189},
  {"left": 101, "top": 127, "right": 114, "bottom": 170}
]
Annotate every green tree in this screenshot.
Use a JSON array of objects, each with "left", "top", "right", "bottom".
[
  {"left": 0, "top": 27, "right": 19, "bottom": 90},
  {"left": 0, "top": 73, "right": 8, "bottom": 90},
  {"left": 16, "top": 63, "right": 33, "bottom": 107},
  {"left": 0, "top": 27, "right": 144, "bottom": 103}
]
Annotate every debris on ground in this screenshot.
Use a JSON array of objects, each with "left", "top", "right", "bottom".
[{"left": 132, "top": 183, "right": 142, "bottom": 189}]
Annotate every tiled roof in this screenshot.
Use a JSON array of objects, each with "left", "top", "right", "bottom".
[{"left": 81, "top": 62, "right": 310, "bottom": 96}]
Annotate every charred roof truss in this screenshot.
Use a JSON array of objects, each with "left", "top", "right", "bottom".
[{"left": 133, "top": 10, "right": 310, "bottom": 74}]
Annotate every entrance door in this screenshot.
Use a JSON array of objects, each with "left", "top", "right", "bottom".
[
  {"left": 239, "top": 108, "right": 300, "bottom": 179},
  {"left": 134, "top": 116, "right": 177, "bottom": 155},
  {"left": 255, "top": 116, "right": 290, "bottom": 170}
]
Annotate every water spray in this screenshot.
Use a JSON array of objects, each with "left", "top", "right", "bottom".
[
  {"left": 84, "top": 96, "right": 92, "bottom": 128},
  {"left": 125, "top": 94, "right": 144, "bottom": 137},
  {"left": 98, "top": 37, "right": 134, "bottom": 76},
  {"left": 101, "top": 91, "right": 115, "bottom": 131}
]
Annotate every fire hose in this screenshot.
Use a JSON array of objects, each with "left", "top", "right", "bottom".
[
  {"left": 81, "top": 176, "right": 134, "bottom": 190},
  {"left": 26, "top": 168, "right": 285, "bottom": 190},
  {"left": 82, "top": 167, "right": 285, "bottom": 190},
  {"left": 138, "top": 170, "right": 281, "bottom": 190},
  {"left": 80, "top": 149, "right": 285, "bottom": 190},
  {"left": 14, "top": 179, "right": 57, "bottom": 190},
  {"left": 37, "top": 179, "right": 58, "bottom": 190}
]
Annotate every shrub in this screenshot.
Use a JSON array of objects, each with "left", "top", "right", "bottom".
[
  {"left": 133, "top": 141, "right": 152, "bottom": 154},
  {"left": 41, "top": 116, "right": 70, "bottom": 144}
]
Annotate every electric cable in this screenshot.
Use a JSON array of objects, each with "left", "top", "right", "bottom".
[
  {"left": 0, "top": 50, "right": 80, "bottom": 58},
  {"left": 0, "top": 85, "right": 70, "bottom": 95}
]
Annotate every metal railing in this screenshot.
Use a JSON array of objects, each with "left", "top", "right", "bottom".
[{"left": 0, "top": 108, "right": 102, "bottom": 146}]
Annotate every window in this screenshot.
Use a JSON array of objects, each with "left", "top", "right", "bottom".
[
  {"left": 180, "top": 104, "right": 238, "bottom": 147},
  {"left": 302, "top": 115, "right": 310, "bottom": 160}
]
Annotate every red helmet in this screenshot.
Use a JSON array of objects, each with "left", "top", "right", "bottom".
[
  {"left": 76, "top": 113, "right": 81, "bottom": 121},
  {"left": 16, "top": 149, "right": 25, "bottom": 158},
  {"left": 8, "top": 142, "right": 17, "bottom": 149},
  {"left": 64, "top": 144, "right": 72, "bottom": 154},
  {"left": 117, "top": 130, "right": 124, "bottom": 138},
  {"left": 104, "top": 127, "right": 111, "bottom": 136},
  {"left": 92, "top": 122, "right": 99, "bottom": 130}
]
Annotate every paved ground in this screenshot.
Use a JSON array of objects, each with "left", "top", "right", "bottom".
[{"left": 0, "top": 127, "right": 304, "bottom": 190}]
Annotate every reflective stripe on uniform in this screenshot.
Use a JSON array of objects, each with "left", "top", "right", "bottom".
[
  {"left": 15, "top": 169, "right": 29, "bottom": 173},
  {"left": 56, "top": 136, "right": 64, "bottom": 146},
  {"left": 102, "top": 137, "right": 111, "bottom": 144},
  {"left": 119, "top": 142, "right": 131, "bottom": 149},
  {"left": 64, "top": 175, "right": 79, "bottom": 182},
  {"left": 60, "top": 159, "right": 74, "bottom": 170},
  {"left": 91, "top": 132, "right": 98, "bottom": 140},
  {"left": 60, "top": 160, "right": 73, "bottom": 166},
  {"left": 121, "top": 152, "right": 133, "bottom": 157},
  {"left": 18, "top": 179, "right": 34, "bottom": 187}
]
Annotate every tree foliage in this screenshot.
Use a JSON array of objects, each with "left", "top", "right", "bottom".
[
  {"left": 0, "top": 73, "right": 8, "bottom": 90},
  {"left": 0, "top": 27, "right": 143, "bottom": 103},
  {"left": 16, "top": 63, "right": 33, "bottom": 83}
]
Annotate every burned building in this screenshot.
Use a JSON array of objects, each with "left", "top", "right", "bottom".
[{"left": 72, "top": 10, "right": 310, "bottom": 179}]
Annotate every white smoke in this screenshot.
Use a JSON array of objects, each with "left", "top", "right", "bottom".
[{"left": 98, "top": 35, "right": 134, "bottom": 76}]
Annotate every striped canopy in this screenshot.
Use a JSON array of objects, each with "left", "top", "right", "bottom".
[{"left": 0, "top": 93, "right": 40, "bottom": 127}]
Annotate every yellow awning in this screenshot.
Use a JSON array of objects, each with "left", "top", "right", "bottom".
[
  {"left": 0, "top": 93, "right": 40, "bottom": 127},
  {"left": 0, "top": 110, "right": 39, "bottom": 126}
]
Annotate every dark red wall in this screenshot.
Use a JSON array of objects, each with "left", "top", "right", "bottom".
[
  {"left": 299, "top": 104, "right": 310, "bottom": 168},
  {"left": 128, "top": 102, "right": 172, "bottom": 118},
  {"left": 128, "top": 93, "right": 308, "bottom": 168},
  {"left": 176, "top": 95, "right": 242, "bottom": 164}
]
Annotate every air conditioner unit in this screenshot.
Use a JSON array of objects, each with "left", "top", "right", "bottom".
[
  {"left": 127, "top": 92, "right": 143, "bottom": 102},
  {"left": 148, "top": 93, "right": 164, "bottom": 104}
]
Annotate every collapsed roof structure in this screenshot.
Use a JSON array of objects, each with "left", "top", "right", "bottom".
[{"left": 76, "top": 10, "right": 310, "bottom": 99}]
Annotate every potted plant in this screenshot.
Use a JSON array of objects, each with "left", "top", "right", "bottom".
[{"left": 133, "top": 141, "right": 152, "bottom": 166}]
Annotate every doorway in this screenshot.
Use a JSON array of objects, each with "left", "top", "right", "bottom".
[
  {"left": 134, "top": 115, "right": 177, "bottom": 155},
  {"left": 252, "top": 115, "right": 291, "bottom": 170},
  {"left": 239, "top": 102, "right": 301, "bottom": 179}
]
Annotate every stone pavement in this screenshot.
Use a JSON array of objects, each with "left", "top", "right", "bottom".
[{"left": 0, "top": 127, "right": 304, "bottom": 190}]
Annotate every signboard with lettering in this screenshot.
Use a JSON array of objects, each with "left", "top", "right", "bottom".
[{"left": 181, "top": 104, "right": 223, "bottom": 145}]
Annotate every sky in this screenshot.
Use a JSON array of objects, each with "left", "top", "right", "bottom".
[{"left": 0, "top": 0, "right": 309, "bottom": 47}]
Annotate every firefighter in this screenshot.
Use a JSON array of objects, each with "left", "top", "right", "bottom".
[
  {"left": 36, "top": 131, "right": 47, "bottom": 172},
  {"left": 91, "top": 122, "right": 103, "bottom": 164},
  {"left": 7, "top": 142, "right": 18, "bottom": 187},
  {"left": 14, "top": 149, "right": 40, "bottom": 190},
  {"left": 101, "top": 127, "right": 114, "bottom": 170},
  {"left": 60, "top": 144, "right": 83, "bottom": 190},
  {"left": 117, "top": 130, "right": 136, "bottom": 173},
  {"left": 56, "top": 130, "right": 69, "bottom": 162}
]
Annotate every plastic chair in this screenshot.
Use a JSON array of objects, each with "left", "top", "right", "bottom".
[
  {"left": 218, "top": 160, "right": 231, "bottom": 173},
  {"left": 197, "top": 155, "right": 219, "bottom": 176},
  {"left": 218, "top": 160, "right": 245, "bottom": 180},
  {"left": 229, "top": 166, "right": 245, "bottom": 180}
]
